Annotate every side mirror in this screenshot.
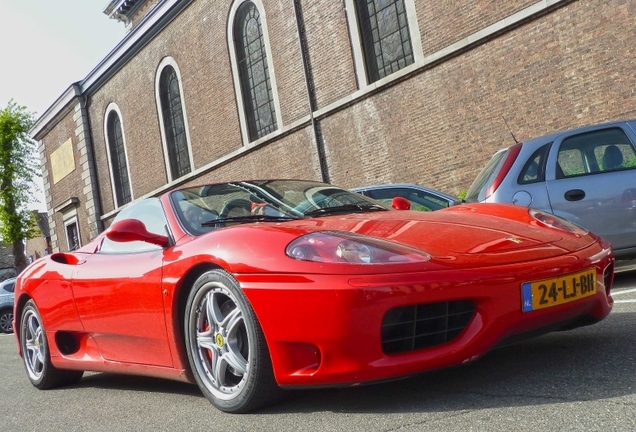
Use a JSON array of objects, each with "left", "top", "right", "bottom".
[
  {"left": 106, "top": 219, "right": 169, "bottom": 247},
  {"left": 391, "top": 196, "right": 411, "bottom": 211}
]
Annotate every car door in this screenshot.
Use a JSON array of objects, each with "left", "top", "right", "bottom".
[
  {"left": 545, "top": 125, "right": 636, "bottom": 252},
  {"left": 71, "top": 198, "right": 174, "bottom": 367}
]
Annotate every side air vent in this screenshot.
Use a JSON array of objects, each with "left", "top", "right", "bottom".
[{"left": 381, "top": 300, "right": 476, "bottom": 354}]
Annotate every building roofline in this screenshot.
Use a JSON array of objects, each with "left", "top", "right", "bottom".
[
  {"left": 29, "top": 0, "right": 193, "bottom": 139},
  {"left": 29, "top": 83, "right": 82, "bottom": 140},
  {"left": 104, "top": 0, "right": 145, "bottom": 24}
]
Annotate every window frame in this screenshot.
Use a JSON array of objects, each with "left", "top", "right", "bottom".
[
  {"left": 555, "top": 127, "right": 636, "bottom": 179},
  {"left": 344, "top": 0, "right": 423, "bottom": 87},
  {"left": 63, "top": 215, "right": 81, "bottom": 252},
  {"left": 103, "top": 103, "right": 134, "bottom": 208},
  {"left": 227, "top": 0, "right": 282, "bottom": 145},
  {"left": 517, "top": 143, "right": 552, "bottom": 185},
  {"left": 155, "top": 57, "right": 195, "bottom": 183}
]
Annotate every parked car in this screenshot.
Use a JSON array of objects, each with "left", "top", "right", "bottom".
[
  {"left": 351, "top": 183, "right": 462, "bottom": 211},
  {"left": 466, "top": 119, "right": 636, "bottom": 260},
  {"left": 0, "top": 277, "right": 15, "bottom": 334},
  {"left": 14, "top": 180, "right": 614, "bottom": 413}
]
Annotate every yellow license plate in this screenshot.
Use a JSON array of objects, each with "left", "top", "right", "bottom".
[{"left": 521, "top": 269, "right": 596, "bottom": 312}]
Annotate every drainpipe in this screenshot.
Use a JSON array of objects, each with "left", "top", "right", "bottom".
[
  {"left": 78, "top": 93, "right": 105, "bottom": 236},
  {"left": 292, "top": 0, "right": 330, "bottom": 183}
]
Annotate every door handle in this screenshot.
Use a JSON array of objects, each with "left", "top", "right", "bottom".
[{"left": 564, "top": 189, "right": 585, "bottom": 201}]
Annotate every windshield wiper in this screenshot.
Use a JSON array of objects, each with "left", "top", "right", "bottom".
[
  {"left": 201, "top": 215, "right": 298, "bottom": 226},
  {"left": 304, "top": 204, "right": 387, "bottom": 217}
]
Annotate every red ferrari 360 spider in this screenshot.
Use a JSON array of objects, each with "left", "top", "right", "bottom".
[{"left": 13, "top": 180, "right": 614, "bottom": 413}]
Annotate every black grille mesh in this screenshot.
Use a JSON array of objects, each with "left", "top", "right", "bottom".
[{"left": 381, "top": 300, "right": 476, "bottom": 354}]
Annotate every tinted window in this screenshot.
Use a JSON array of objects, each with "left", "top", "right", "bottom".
[
  {"left": 518, "top": 143, "right": 551, "bottom": 184},
  {"left": 106, "top": 110, "right": 132, "bottom": 207},
  {"left": 557, "top": 128, "right": 636, "bottom": 178},
  {"left": 159, "top": 65, "right": 191, "bottom": 180},
  {"left": 66, "top": 221, "right": 80, "bottom": 251},
  {"left": 596, "top": 143, "right": 636, "bottom": 171},
  {"left": 233, "top": 2, "right": 277, "bottom": 141},
  {"left": 100, "top": 198, "right": 169, "bottom": 254},
  {"left": 465, "top": 149, "right": 508, "bottom": 202},
  {"left": 1, "top": 281, "right": 14, "bottom": 293},
  {"left": 354, "top": 0, "right": 414, "bottom": 83}
]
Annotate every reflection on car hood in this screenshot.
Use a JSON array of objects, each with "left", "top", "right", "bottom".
[{"left": 281, "top": 205, "right": 595, "bottom": 267}]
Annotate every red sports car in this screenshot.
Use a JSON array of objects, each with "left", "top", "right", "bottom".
[{"left": 13, "top": 180, "right": 614, "bottom": 413}]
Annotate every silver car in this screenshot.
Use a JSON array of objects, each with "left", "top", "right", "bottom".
[
  {"left": 351, "top": 183, "right": 462, "bottom": 211},
  {"left": 0, "top": 277, "right": 15, "bottom": 334},
  {"left": 466, "top": 119, "right": 636, "bottom": 260}
]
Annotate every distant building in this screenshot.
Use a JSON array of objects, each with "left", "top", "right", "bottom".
[
  {"left": 29, "top": 0, "right": 636, "bottom": 252},
  {"left": 0, "top": 242, "right": 16, "bottom": 281},
  {"left": 25, "top": 212, "right": 51, "bottom": 264}
]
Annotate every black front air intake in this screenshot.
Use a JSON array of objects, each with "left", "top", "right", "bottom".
[{"left": 381, "top": 300, "right": 476, "bottom": 354}]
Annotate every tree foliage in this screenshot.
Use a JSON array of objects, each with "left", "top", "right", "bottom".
[{"left": 0, "top": 100, "right": 40, "bottom": 272}]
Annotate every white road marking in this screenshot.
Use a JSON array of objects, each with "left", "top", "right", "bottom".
[
  {"left": 611, "top": 288, "right": 636, "bottom": 296},
  {"left": 614, "top": 299, "right": 636, "bottom": 303}
]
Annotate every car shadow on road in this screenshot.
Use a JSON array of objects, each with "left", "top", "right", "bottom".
[
  {"left": 70, "top": 310, "right": 635, "bottom": 415},
  {"left": 75, "top": 373, "right": 201, "bottom": 397},
  {"left": 264, "top": 310, "right": 636, "bottom": 414}
]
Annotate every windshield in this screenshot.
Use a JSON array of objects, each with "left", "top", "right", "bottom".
[{"left": 170, "top": 180, "right": 388, "bottom": 235}]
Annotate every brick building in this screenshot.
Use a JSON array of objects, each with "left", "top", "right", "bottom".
[
  {"left": 29, "top": 0, "right": 636, "bottom": 252},
  {"left": 25, "top": 212, "right": 51, "bottom": 264},
  {"left": 0, "top": 242, "right": 16, "bottom": 281}
]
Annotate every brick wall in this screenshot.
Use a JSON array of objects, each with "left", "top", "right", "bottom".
[
  {"left": 39, "top": 0, "right": 636, "bottom": 245},
  {"left": 417, "top": 0, "right": 540, "bottom": 55},
  {"left": 40, "top": 108, "right": 91, "bottom": 251},
  {"left": 128, "top": 0, "right": 161, "bottom": 30}
]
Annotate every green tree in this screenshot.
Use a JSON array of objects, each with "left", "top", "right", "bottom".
[{"left": 0, "top": 100, "right": 40, "bottom": 274}]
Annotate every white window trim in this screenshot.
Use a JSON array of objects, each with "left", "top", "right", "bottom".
[
  {"left": 227, "top": 0, "right": 283, "bottom": 145},
  {"left": 103, "top": 102, "right": 134, "bottom": 208},
  {"left": 154, "top": 57, "right": 195, "bottom": 183},
  {"left": 344, "top": 0, "right": 423, "bottom": 88},
  {"left": 62, "top": 210, "right": 81, "bottom": 251}
]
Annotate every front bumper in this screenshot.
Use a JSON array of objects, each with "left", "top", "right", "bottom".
[{"left": 238, "top": 241, "right": 613, "bottom": 387}]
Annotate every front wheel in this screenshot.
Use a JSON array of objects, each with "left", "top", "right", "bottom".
[
  {"left": 0, "top": 308, "right": 13, "bottom": 333},
  {"left": 184, "top": 270, "right": 281, "bottom": 413},
  {"left": 20, "top": 300, "right": 83, "bottom": 389}
]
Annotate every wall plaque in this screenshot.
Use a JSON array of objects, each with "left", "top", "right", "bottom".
[{"left": 50, "top": 138, "right": 75, "bottom": 184}]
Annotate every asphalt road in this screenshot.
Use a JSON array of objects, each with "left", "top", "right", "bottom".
[{"left": 2, "top": 272, "right": 636, "bottom": 432}]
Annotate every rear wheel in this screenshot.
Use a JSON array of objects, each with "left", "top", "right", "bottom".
[
  {"left": 184, "top": 270, "right": 281, "bottom": 413},
  {"left": 20, "top": 300, "right": 83, "bottom": 389},
  {"left": 0, "top": 308, "right": 13, "bottom": 333}
]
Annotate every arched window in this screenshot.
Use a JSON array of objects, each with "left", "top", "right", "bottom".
[
  {"left": 232, "top": 1, "right": 278, "bottom": 141},
  {"left": 156, "top": 59, "right": 193, "bottom": 182},
  {"left": 347, "top": 0, "right": 422, "bottom": 85},
  {"left": 104, "top": 105, "right": 132, "bottom": 207}
]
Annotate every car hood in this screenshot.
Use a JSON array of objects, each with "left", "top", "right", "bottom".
[{"left": 280, "top": 205, "right": 595, "bottom": 268}]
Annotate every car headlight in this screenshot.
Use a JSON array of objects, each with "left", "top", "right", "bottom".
[
  {"left": 529, "top": 209, "right": 588, "bottom": 235},
  {"left": 286, "top": 231, "right": 431, "bottom": 264}
]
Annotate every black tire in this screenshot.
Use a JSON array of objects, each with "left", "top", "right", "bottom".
[
  {"left": 0, "top": 308, "right": 13, "bottom": 333},
  {"left": 184, "top": 269, "right": 281, "bottom": 413},
  {"left": 20, "top": 300, "right": 83, "bottom": 389}
]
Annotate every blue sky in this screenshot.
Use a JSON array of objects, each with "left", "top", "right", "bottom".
[
  {"left": 0, "top": 1, "right": 125, "bottom": 210},
  {"left": 0, "top": 1, "right": 125, "bottom": 116}
]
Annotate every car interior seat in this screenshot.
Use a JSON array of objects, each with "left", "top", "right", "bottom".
[{"left": 602, "top": 145, "right": 624, "bottom": 171}]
